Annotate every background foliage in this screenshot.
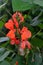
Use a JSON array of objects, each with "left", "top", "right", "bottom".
[{"left": 0, "top": 0, "right": 43, "bottom": 65}]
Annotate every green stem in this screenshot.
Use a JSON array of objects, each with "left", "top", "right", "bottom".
[
  {"left": 0, "top": 30, "right": 6, "bottom": 36},
  {"left": 32, "top": 30, "right": 41, "bottom": 39},
  {"left": 0, "top": 46, "right": 14, "bottom": 53},
  {"left": 6, "top": 8, "right": 12, "bottom": 16}
]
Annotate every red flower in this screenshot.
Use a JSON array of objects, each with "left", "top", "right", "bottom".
[
  {"left": 5, "top": 12, "right": 32, "bottom": 49},
  {"left": 12, "top": 12, "right": 17, "bottom": 18},
  {"left": 5, "top": 19, "right": 14, "bottom": 30},
  {"left": 6, "top": 30, "right": 15, "bottom": 39},
  {"left": 20, "top": 27, "right": 28, "bottom": 34},
  {"left": 21, "top": 27, "right": 32, "bottom": 40},
  {"left": 10, "top": 38, "right": 20, "bottom": 45},
  {"left": 20, "top": 16, "right": 24, "bottom": 23},
  {"left": 15, "top": 39, "right": 20, "bottom": 45},
  {"left": 26, "top": 41, "right": 31, "bottom": 49},
  {"left": 12, "top": 12, "right": 24, "bottom": 24},
  {"left": 20, "top": 41, "right": 26, "bottom": 49},
  {"left": 10, "top": 39, "right": 15, "bottom": 45},
  {"left": 20, "top": 41, "right": 31, "bottom": 49},
  {"left": 13, "top": 17, "right": 19, "bottom": 28},
  {"left": 17, "top": 12, "right": 24, "bottom": 23}
]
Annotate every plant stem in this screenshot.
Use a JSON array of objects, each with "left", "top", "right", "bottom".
[
  {"left": 6, "top": 8, "right": 12, "bottom": 16},
  {"left": 0, "top": 46, "right": 14, "bottom": 53},
  {"left": 32, "top": 30, "right": 41, "bottom": 39},
  {"left": 0, "top": 30, "right": 6, "bottom": 36}
]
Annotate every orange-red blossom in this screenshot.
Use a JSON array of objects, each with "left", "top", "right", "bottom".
[{"left": 4, "top": 12, "right": 32, "bottom": 50}]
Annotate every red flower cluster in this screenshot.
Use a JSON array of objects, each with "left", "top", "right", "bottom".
[{"left": 5, "top": 12, "right": 32, "bottom": 50}]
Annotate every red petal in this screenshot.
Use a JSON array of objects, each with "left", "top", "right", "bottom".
[
  {"left": 20, "top": 41, "right": 26, "bottom": 49},
  {"left": 26, "top": 41, "right": 31, "bottom": 49},
  {"left": 13, "top": 18, "right": 19, "bottom": 28},
  {"left": 21, "top": 27, "right": 28, "bottom": 34},
  {"left": 6, "top": 30, "right": 15, "bottom": 39},
  {"left": 12, "top": 12, "right": 17, "bottom": 18},
  {"left": 21, "top": 27, "right": 32, "bottom": 40},
  {"left": 15, "top": 39, "right": 20, "bottom": 45},
  {"left": 10, "top": 40, "right": 15, "bottom": 45},
  {"left": 5, "top": 19, "right": 14, "bottom": 30}
]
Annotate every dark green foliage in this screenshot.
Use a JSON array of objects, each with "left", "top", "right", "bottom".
[{"left": 0, "top": 0, "right": 43, "bottom": 65}]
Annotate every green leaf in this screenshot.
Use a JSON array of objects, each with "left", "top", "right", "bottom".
[
  {"left": 34, "top": 0, "right": 43, "bottom": 7},
  {"left": 11, "top": 55, "right": 25, "bottom": 65},
  {"left": 30, "top": 37, "right": 43, "bottom": 48},
  {"left": 12, "top": 0, "right": 32, "bottom": 11},
  {"left": 31, "top": 20, "right": 41, "bottom": 26},
  {"left": 37, "top": 32, "right": 43, "bottom": 39},
  {"left": 0, "top": 48, "right": 5, "bottom": 56},
  {"left": 30, "top": 12, "right": 42, "bottom": 26},
  {"left": 0, "top": 21, "right": 4, "bottom": 28},
  {"left": 34, "top": 52, "right": 42, "bottom": 65},
  {"left": 0, "top": 48, "right": 5, "bottom": 52},
  {"left": 38, "top": 23, "right": 43, "bottom": 29},
  {"left": 0, "top": 60, "right": 10, "bottom": 65},
  {"left": 0, "top": 37, "right": 9, "bottom": 43},
  {"left": 22, "top": 0, "right": 33, "bottom": 4},
  {"left": 28, "top": 52, "right": 42, "bottom": 65},
  {"left": 0, "top": 51, "right": 10, "bottom": 61},
  {"left": 0, "top": 0, "right": 8, "bottom": 9}
]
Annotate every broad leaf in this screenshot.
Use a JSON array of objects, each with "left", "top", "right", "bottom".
[
  {"left": 28, "top": 52, "right": 42, "bottom": 65},
  {"left": 30, "top": 37, "right": 43, "bottom": 48},
  {"left": 12, "top": 0, "right": 32, "bottom": 11},
  {"left": 34, "top": 0, "right": 43, "bottom": 7},
  {"left": 34, "top": 52, "right": 42, "bottom": 65},
  {"left": 22, "top": 0, "right": 33, "bottom": 4},
  {"left": 11, "top": 55, "right": 25, "bottom": 65},
  {"left": 0, "top": 60, "right": 10, "bottom": 65}
]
